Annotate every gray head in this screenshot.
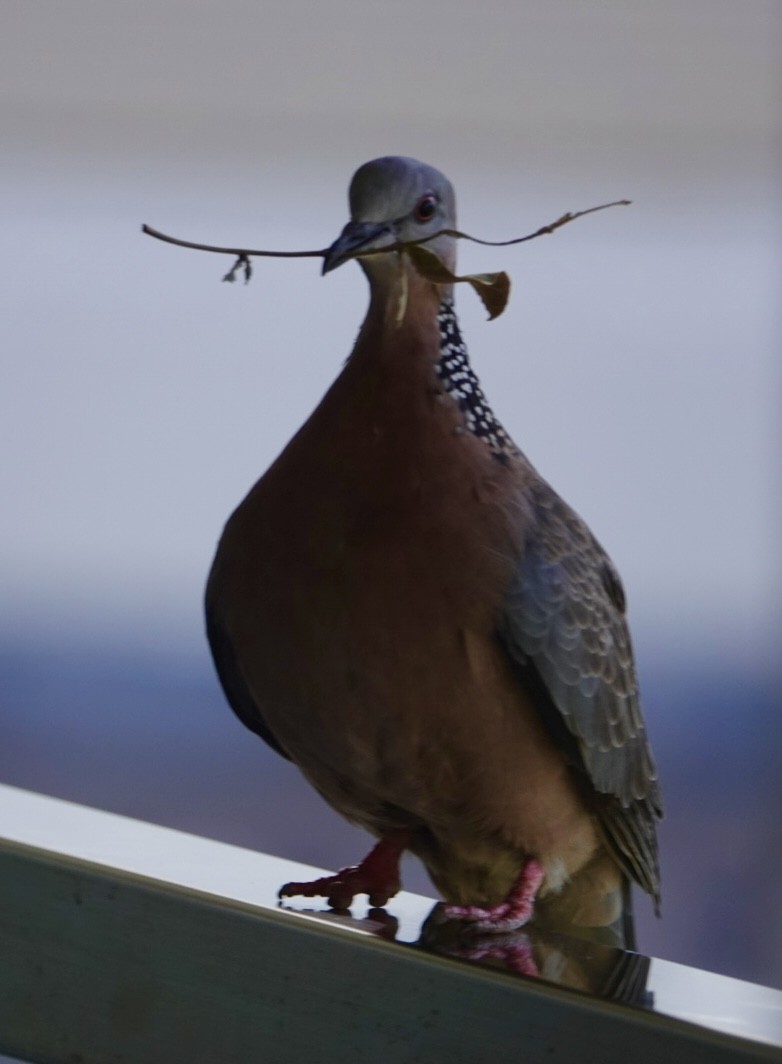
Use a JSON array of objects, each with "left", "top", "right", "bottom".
[{"left": 322, "top": 156, "right": 458, "bottom": 277}]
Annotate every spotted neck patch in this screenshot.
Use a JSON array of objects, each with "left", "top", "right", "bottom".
[{"left": 435, "top": 297, "right": 516, "bottom": 457}]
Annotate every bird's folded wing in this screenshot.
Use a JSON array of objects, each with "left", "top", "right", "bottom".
[{"left": 497, "top": 480, "right": 662, "bottom": 903}]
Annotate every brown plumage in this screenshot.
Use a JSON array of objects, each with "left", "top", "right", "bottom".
[{"left": 205, "top": 156, "right": 661, "bottom": 929}]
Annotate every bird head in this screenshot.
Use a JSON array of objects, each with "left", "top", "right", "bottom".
[{"left": 322, "top": 156, "right": 457, "bottom": 280}]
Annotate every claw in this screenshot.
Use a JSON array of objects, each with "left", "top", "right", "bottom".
[{"left": 278, "top": 831, "right": 410, "bottom": 910}]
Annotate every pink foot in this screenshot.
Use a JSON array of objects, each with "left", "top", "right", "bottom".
[
  {"left": 443, "top": 858, "right": 545, "bottom": 931},
  {"left": 278, "top": 832, "right": 409, "bottom": 909}
]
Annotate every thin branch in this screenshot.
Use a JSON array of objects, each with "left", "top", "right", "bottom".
[
  {"left": 141, "top": 224, "right": 327, "bottom": 259},
  {"left": 141, "top": 199, "right": 631, "bottom": 282},
  {"left": 439, "top": 199, "right": 632, "bottom": 248}
]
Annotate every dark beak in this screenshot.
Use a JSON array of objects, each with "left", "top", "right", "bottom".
[{"left": 321, "top": 220, "right": 394, "bottom": 275}]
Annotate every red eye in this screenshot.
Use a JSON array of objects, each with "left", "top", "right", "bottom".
[{"left": 414, "top": 194, "right": 437, "bottom": 222}]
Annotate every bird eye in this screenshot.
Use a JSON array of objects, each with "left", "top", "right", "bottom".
[{"left": 414, "top": 194, "right": 437, "bottom": 223}]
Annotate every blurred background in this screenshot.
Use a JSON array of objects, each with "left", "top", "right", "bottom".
[{"left": 1, "top": 1, "right": 779, "bottom": 990}]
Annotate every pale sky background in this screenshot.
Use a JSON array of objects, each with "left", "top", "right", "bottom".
[
  {"left": 1, "top": 0, "right": 780, "bottom": 996},
  {"left": 3, "top": 0, "right": 778, "bottom": 668},
  {"left": 2, "top": 1, "right": 779, "bottom": 669}
]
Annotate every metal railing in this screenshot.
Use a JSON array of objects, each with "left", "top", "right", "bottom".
[{"left": 1, "top": 784, "right": 779, "bottom": 1063}]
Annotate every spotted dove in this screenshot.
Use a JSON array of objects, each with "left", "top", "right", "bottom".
[{"left": 205, "top": 156, "right": 662, "bottom": 930}]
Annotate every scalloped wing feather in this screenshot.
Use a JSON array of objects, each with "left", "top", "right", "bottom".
[{"left": 499, "top": 480, "right": 662, "bottom": 906}]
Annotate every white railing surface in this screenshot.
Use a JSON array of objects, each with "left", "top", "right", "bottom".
[{"left": 1, "top": 783, "right": 780, "bottom": 1064}]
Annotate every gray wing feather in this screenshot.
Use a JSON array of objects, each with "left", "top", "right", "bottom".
[{"left": 499, "top": 480, "right": 662, "bottom": 905}]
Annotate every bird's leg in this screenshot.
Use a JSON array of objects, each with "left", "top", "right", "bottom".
[
  {"left": 278, "top": 830, "right": 410, "bottom": 909},
  {"left": 443, "top": 858, "right": 545, "bottom": 931}
]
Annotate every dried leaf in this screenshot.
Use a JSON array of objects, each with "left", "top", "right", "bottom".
[
  {"left": 407, "top": 244, "right": 511, "bottom": 320},
  {"left": 464, "top": 271, "right": 511, "bottom": 320}
]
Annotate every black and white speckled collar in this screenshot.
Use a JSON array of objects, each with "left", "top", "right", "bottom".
[{"left": 435, "top": 297, "right": 516, "bottom": 458}]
